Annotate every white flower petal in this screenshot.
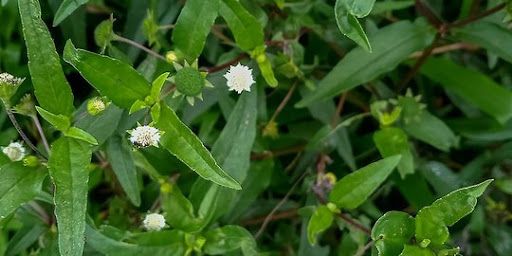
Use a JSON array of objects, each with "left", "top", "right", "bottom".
[
  {"left": 2, "top": 141, "right": 26, "bottom": 161},
  {"left": 224, "top": 63, "right": 255, "bottom": 94},
  {"left": 129, "top": 126, "right": 161, "bottom": 148},
  {"left": 143, "top": 213, "right": 166, "bottom": 231}
]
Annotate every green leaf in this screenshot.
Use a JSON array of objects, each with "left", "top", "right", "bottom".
[
  {"left": 161, "top": 184, "right": 202, "bottom": 232},
  {"left": 74, "top": 104, "right": 124, "bottom": 145},
  {"left": 398, "top": 95, "right": 458, "bottom": 152},
  {"left": 150, "top": 72, "right": 169, "bottom": 104},
  {"left": 371, "top": 211, "right": 415, "bottom": 256},
  {"left": 399, "top": 245, "right": 435, "bottom": 256},
  {"left": 329, "top": 155, "right": 401, "bottom": 209},
  {"left": 18, "top": 0, "right": 75, "bottom": 116},
  {"left": 454, "top": 21, "right": 512, "bottom": 64},
  {"left": 203, "top": 225, "right": 258, "bottom": 256},
  {"left": 219, "top": 0, "right": 264, "bottom": 51},
  {"left": 5, "top": 224, "right": 47, "bottom": 255},
  {"left": 63, "top": 40, "right": 151, "bottom": 109},
  {"left": 64, "top": 127, "right": 98, "bottom": 145},
  {"left": 85, "top": 226, "right": 186, "bottom": 256},
  {"left": 52, "top": 0, "right": 89, "bottom": 26},
  {"left": 371, "top": 1, "right": 414, "bottom": 15},
  {"left": 0, "top": 155, "right": 46, "bottom": 219},
  {"left": 106, "top": 135, "right": 140, "bottom": 206},
  {"left": 334, "top": 1, "right": 371, "bottom": 52},
  {"left": 172, "top": 0, "right": 219, "bottom": 62},
  {"left": 154, "top": 103, "right": 241, "bottom": 190},
  {"left": 307, "top": 205, "right": 334, "bottom": 245},
  {"left": 373, "top": 127, "right": 414, "bottom": 178},
  {"left": 297, "top": 21, "right": 435, "bottom": 107},
  {"left": 421, "top": 57, "right": 512, "bottom": 124},
  {"left": 35, "top": 106, "right": 70, "bottom": 132},
  {"left": 48, "top": 137, "right": 92, "bottom": 256},
  {"left": 341, "top": 0, "right": 376, "bottom": 17},
  {"left": 415, "top": 179, "right": 493, "bottom": 246}
]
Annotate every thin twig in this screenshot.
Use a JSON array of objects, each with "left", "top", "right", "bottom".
[
  {"left": 449, "top": 3, "right": 506, "bottom": 28},
  {"left": 331, "top": 92, "right": 347, "bottom": 128},
  {"left": 31, "top": 115, "right": 50, "bottom": 155},
  {"left": 354, "top": 240, "right": 375, "bottom": 256},
  {"left": 113, "top": 35, "right": 166, "bottom": 61},
  {"left": 409, "top": 42, "right": 478, "bottom": 58},
  {"left": 255, "top": 171, "right": 309, "bottom": 239},
  {"left": 6, "top": 110, "right": 47, "bottom": 159},
  {"left": 241, "top": 208, "right": 298, "bottom": 226},
  {"left": 269, "top": 82, "right": 298, "bottom": 123}
]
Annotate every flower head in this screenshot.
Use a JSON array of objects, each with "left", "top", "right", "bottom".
[
  {"left": 2, "top": 141, "right": 26, "bottom": 161},
  {"left": 0, "top": 73, "right": 24, "bottom": 87},
  {"left": 87, "top": 97, "right": 109, "bottom": 116},
  {"left": 129, "top": 125, "right": 161, "bottom": 148},
  {"left": 143, "top": 213, "right": 166, "bottom": 231},
  {"left": 0, "top": 73, "right": 24, "bottom": 105},
  {"left": 224, "top": 63, "right": 255, "bottom": 94}
]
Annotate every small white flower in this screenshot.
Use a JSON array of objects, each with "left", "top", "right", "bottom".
[
  {"left": 143, "top": 213, "right": 166, "bottom": 231},
  {"left": 129, "top": 125, "right": 161, "bottom": 148},
  {"left": 2, "top": 142, "right": 26, "bottom": 161},
  {"left": 223, "top": 63, "right": 255, "bottom": 94},
  {"left": 0, "top": 73, "right": 24, "bottom": 87}
]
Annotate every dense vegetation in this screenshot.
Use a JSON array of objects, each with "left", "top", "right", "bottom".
[{"left": 0, "top": 0, "right": 512, "bottom": 255}]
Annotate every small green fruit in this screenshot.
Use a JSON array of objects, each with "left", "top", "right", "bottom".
[{"left": 175, "top": 67, "right": 205, "bottom": 96}]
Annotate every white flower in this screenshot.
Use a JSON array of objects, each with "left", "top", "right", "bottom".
[
  {"left": 2, "top": 142, "right": 26, "bottom": 161},
  {"left": 143, "top": 213, "right": 166, "bottom": 231},
  {"left": 129, "top": 125, "right": 161, "bottom": 148},
  {"left": 223, "top": 63, "right": 255, "bottom": 94},
  {"left": 0, "top": 73, "right": 24, "bottom": 87}
]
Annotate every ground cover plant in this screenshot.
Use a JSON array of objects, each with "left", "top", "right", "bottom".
[{"left": 0, "top": 0, "right": 512, "bottom": 255}]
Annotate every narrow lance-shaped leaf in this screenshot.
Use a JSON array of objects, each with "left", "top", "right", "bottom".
[
  {"left": 454, "top": 21, "right": 512, "bottom": 64},
  {"left": 341, "top": 0, "right": 376, "bottom": 17},
  {"left": 18, "top": 0, "right": 75, "bottom": 116},
  {"left": 106, "top": 135, "right": 141, "bottom": 206},
  {"left": 297, "top": 21, "right": 435, "bottom": 107},
  {"left": 48, "top": 137, "right": 92, "bottom": 256},
  {"left": 52, "top": 0, "right": 89, "bottom": 26},
  {"left": 219, "top": 0, "right": 264, "bottom": 52},
  {"left": 172, "top": 0, "right": 219, "bottom": 62},
  {"left": 155, "top": 103, "right": 241, "bottom": 190},
  {"left": 63, "top": 40, "right": 150, "bottom": 109},
  {"left": 0, "top": 154, "right": 46, "bottom": 219},
  {"left": 329, "top": 155, "right": 401, "bottom": 209},
  {"left": 421, "top": 57, "right": 512, "bottom": 124},
  {"left": 415, "top": 179, "right": 493, "bottom": 246}
]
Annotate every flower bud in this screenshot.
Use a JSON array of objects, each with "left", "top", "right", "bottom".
[
  {"left": 23, "top": 155, "right": 40, "bottom": 167},
  {"left": 2, "top": 141, "right": 26, "bottom": 162},
  {"left": 143, "top": 213, "right": 166, "bottom": 231},
  {"left": 87, "top": 97, "right": 108, "bottom": 116},
  {"left": 13, "top": 94, "right": 36, "bottom": 117},
  {"left": 0, "top": 73, "right": 24, "bottom": 106}
]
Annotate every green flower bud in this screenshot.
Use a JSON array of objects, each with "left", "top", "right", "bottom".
[
  {"left": 23, "top": 155, "right": 40, "bottom": 167},
  {"left": 0, "top": 72, "right": 24, "bottom": 106},
  {"left": 175, "top": 67, "right": 205, "bottom": 97},
  {"left": 13, "top": 94, "right": 36, "bottom": 117},
  {"left": 87, "top": 97, "right": 108, "bottom": 116}
]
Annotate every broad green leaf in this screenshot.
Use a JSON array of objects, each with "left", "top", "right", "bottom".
[
  {"left": 63, "top": 40, "right": 150, "bottom": 109},
  {"left": 399, "top": 245, "right": 435, "bottom": 256},
  {"left": 329, "top": 155, "right": 401, "bottom": 209},
  {"left": 334, "top": 1, "right": 371, "bottom": 52},
  {"left": 341, "top": 0, "right": 376, "bottom": 17},
  {"left": 307, "top": 205, "right": 334, "bottom": 245},
  {"left": 172, "top": 0, "right": 219, "bottom": 62},
  {"left": 155, "top": 103, "right": 241, "bottom": 190},
  {"left": 106, "top": 135, "right": 140, "bottom": 206},
  {"left": 35, "top": 106, "right": 70, "bottom": 132},
  {"left": 0, "top": 155, "right": 46, "bottom": 219},
  {"left": 161, "top": 184, "right": 202, "bottom": 232},
  {"left": 419, "top": 162, "right": 460, "bottom": 196},
  {"left": 85, "top": 226, "right": 186, "bottom": 256},
  {"left": 52, "top": 0, "right": 89, "bottom": 26},
  {"left": 64, "top": 127, "right": 98, "bottom": 145},
  {"left": 421, "top": 57, "right": 512, "bottom": 124},
  {"left": 219, "top": 0, "right": 264, "bottom": 51},
  {"left": 189, "top": 90, "right": 258, "bottom": 225},
  {"left": 454, "top": 21, "right": 512, "bottom": 64},
  {"left": 48, "top": 137, "right": 92, "bottom": 256},
  {"left": 398, "top": 95, "right": 458, "bottom": 152},
  {"left": 203, "top": 225, "right": 258, "bottom": 256},
  {"left": 18, "top": 0, "right": 75, "bottom": 116},
  {"left": 371, "top": 211, "right": 415, "bottom": 256},
  {"left": 373, "top": 127, "right": 414, "bottom": 178},
  {"left": 415, "top": 179, "right": 492, "bottom": 246},
  {"left": 297, "top": 21, "right": 435, "bottom": 107}
]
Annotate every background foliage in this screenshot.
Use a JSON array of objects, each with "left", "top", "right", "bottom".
[{"left": 0, "top": 0, "right": 512, "bottom": 255}]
